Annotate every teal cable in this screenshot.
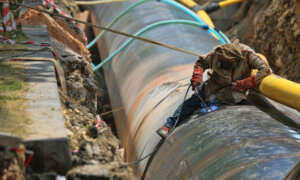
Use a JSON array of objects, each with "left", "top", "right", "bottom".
[
  {"left": 91, "top": 63, "right": 106, "bottom": 82},
  {"left": 88, "top": 0, "right": 151, "bottom": 71},
  {"left": 160, "top": 0, "right": 226, "bottom": 44},
  {"left": 219, "top": 30, "right": 231, "bottom": 43},
  {"left": 87, "top": 0, "right": 151, "bottom": 49},
  {"left": 93, "top": 19, "right": 213, "bottom": 71},
  {"left": 87, "top": 0, "right": 229, "bottom": 49}
]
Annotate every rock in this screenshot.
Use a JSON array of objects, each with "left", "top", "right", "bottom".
[
  {"left": 0, "top": 147, "right": 26, "bottom": 180},
  {"left": 27, "top": 171, "right": 57, "bottom": 180},
  {"left": 51, "top": 39, "right": 98, "bottom": 113},
  {"left": 66, "top": 165, "right": 110, "bottom": 180},
  {"left": 65, "top": 101, "right": 75, "bottom": 110},
  {"left": 66, "top": 129, "right": 73, "bottom": 137},
  {"left": 86, "top": 126, "right": 99, "bottom": 139},
  {"left": 74, "top": 109, "right": 80, "bottom": 114},
  {"left": 87, "top": 113, "right": 94, "bottom": 118},
  {"left": 79, "top": 141, "right": 94, "bottom": 159}
]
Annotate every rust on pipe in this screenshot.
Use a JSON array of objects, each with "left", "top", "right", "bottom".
[{"left": 87, "top": 0, "right": 300, "bottom": 178}]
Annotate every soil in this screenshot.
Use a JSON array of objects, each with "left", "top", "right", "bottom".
[
  {"left": 51, "top": 38, "right": 99, "bottom": 113},
  {"left": 17, "top": 7, "right": 91, "bottom": 66},
  {"left": 226, "top": 0, "right": 300, "bottom": 83},
  {"left": 14, "top": 4, "right": 134, "bottom": 179},
  {"left": 16, "top": 6, "right": 98, "bottom": 113},
  {"left": 2, "top": 0, "right": 299, "bottom": 179},
  {"left": 59, "top": 94, "right": 135, "bottom": 179},
  {"left": 0, "top": 147, "right": 26, "bottom": 180}
]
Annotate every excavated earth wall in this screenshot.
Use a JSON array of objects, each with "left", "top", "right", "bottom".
[{"left": 226, "top": 0, "right": 300, "bottom": 83}]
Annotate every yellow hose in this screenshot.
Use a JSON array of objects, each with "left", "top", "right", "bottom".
[
  {"left": 177, "top": 0, "right": 216, "bottom": 39},
  {"left": 178, "top": 0, "right": 197, "bottom": 7},
  {"left": 219, "top": 0, "right": 247, "bottom": 8},
  {"left": 253, "top": 54, "right": 300, "bottom": 111},
  {"left": 196, "top": 10, "right": 215, "bottom": 27},
  {"left": 259, "top": 75, "right": 300, "bottom": 111}
]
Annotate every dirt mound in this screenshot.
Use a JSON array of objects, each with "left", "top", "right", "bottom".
[
  {"left": 17, "top": 7, "right": 90, "bottom": 65},
  {"left": 52, "top": 38, "right": 98, "bottom": 113},
  {"left": 253, "top": 0, "right": 300, "bottom": 82},
  {"left": 61, "top": 101, "right": 135, "bottom": 179},
  {"left": 226, "top": 0, "right": 300, "bottom": 82},
  {"left": 0, "top": 147, "right": 26, "bottom": 180}
]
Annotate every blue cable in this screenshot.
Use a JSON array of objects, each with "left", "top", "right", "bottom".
[
  {"left": 90, "top": 0, "right": 231, "bottom": 71},
  {"left": 159, "top": 0, "right": 226, "bottom": 44},
  {"left": 87, "top": 0, "right": 229, "bottom": 49}
]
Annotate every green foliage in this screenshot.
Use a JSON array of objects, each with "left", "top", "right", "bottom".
[{"left": 0, "top": 61, "right": 28, "bottom": 137}]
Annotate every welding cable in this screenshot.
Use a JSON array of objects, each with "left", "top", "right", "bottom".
[
  {"left": 205, "top": 0, "right": 247, "bottom": 14},
  {"left": 0, "top": 47, "right": 50, "bottom": 60},
  {"left": 0, "top": 47, "right": 67, "bottom": 94},
  {"left": 87, "top": 0, "right": 227, "bottom": 49},
  {"left": 17, "top": 2, "right": 225, "bottom": 58},
  {"left": 123, "top": 84, "right": 192, "bottom": 166},
  {"left": 75, "top": 0, "right": 129, "bottom": 5},
  {"left": 15, "top": 3, "right": 204, "bottom": 57},
  {"left": 170, "top": 84, "right": 191, "bottom": 132},
  {"left": 9, "top": 56, "right": 67, "bottom": 94},
  {"left": 125, "top": 147, "right": 158, "bottom": 166},
  {"left": 92, "top": 19, "right": 221, "bottom": 71}
]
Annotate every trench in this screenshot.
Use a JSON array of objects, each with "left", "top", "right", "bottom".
[{"left": 80, "top": 0, "right": 300, "bottom": 179}]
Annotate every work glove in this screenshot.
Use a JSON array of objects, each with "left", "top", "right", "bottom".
[
  {"left": 191, "top": 67, "right": 203, "bottom": 91},
  {"left": 234, "top": 76, "right": 257, "bottom": 92}
]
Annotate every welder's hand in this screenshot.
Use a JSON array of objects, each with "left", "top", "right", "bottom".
[
  {"left": 234, "top": 76, "right": 257, "bottom": 92},
  {"left": 191, "top": 67, "right": 203, "bottom": 91}
]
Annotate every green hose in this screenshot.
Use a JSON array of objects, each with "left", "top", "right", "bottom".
[
  {"left": 87, "top": 0, "right": 229, "bottom": 49},
  {"left": 93, "top": 19, "right": 213, "bottom": 71},
  {"left": 87, "top": 0, "right": 151, "bottom": 49}
]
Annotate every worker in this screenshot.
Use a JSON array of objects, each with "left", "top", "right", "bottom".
[{"left": 156, "top": 40, "right": 271, "bottom": 138}]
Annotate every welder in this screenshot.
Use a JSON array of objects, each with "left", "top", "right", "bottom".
[{"left": 157, "top": 40, "right": 271, "bottom": 138}]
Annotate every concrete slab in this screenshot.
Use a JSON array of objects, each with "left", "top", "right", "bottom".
[
  {"left": 21, "top": 25, "right": 71, "bottom": 174},
  {"left": 0, "top": 132, "right": 21, "bottom": 148}
]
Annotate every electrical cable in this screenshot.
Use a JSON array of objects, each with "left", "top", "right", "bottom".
[
  {"left": 0, "top": 47, "right": 50, "bottom": 60},
  {"left": 87, "top": 0, "right": 227, "bottom": 49},
  {"left": 159, "top": 0, "right": 224, "bottom": 42},
  {"left": 123, "top": 84, "right": 192, "bottom": 166},
  {"left": 195, "top": 85, "right": 211, "bottom": 112},
  {"left": 14, "top": 3, "right": 203, "bottom": 57},
  {"left": 92, "top": 19, "right": 220, "bottom": 71},
  {"left": 169, "top": 84, "right": 191, "bottom": 135},
  {"left": 87, "top": 0, "right": 151, "bottom": 49}
]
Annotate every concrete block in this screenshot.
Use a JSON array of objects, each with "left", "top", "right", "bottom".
[
  {"left": 0, "top": 132, "right": 21, "bottom": 148},
  {"left": 21, "top": 25, "right": 71, "bottom": 174},
  {"left": 24, "top": 138, "right": 71, "bottom": 174}
]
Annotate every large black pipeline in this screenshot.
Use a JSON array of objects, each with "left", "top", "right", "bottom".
[{"left": 87, "top": 0, "right": 300, "bottom": 178}]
